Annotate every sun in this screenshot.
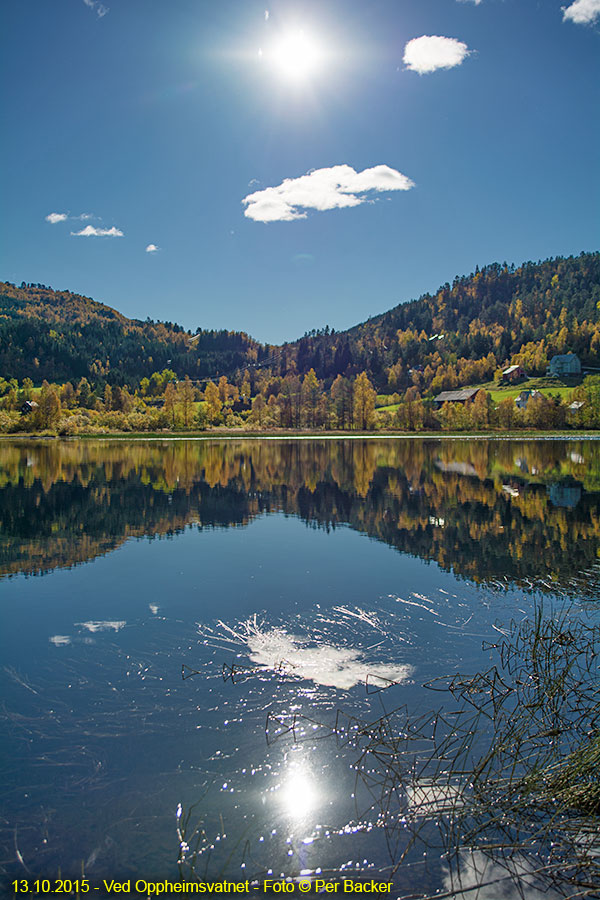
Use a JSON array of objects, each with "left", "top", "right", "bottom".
[{"left": 267, "top": 29, "right": 323, "bottom": 83}]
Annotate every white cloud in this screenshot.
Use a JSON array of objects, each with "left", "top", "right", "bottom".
[
  {"left": 46, "top": 211, "right": 95, "bottom": 224},
  {"left": 71, "top": 225, "right": 124, "bottom": 237},
  {"left": 145, "top": 243, "right": 159, "bottom": 253},
  {"left": 264, "top": 9, "right": 269, "bottom": 20},
  {"left": 403, "top": 35, "right": 472, "bottom": 74},
  {"left": 242, "top": 164, "right": 415, "bottom": 223},
  {"left": 45, "top": 212, "right": 68, "bottom": 224},
  {"left": 83, "top": 0, "right": 109, "bottom": 18},
  {"left": 562, "top": 0, "right": 600, "bottom": 24},
  {"left": 457, "top": 0, "right": 482, "bottom": 5}
]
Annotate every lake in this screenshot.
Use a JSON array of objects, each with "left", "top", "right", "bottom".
[{"left": 1, "top": 438, "right": 599, "bottom": 898}]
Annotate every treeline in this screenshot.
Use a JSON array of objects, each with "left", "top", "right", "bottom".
[
  {"left": 2, "top": 253, "right": 599, "bottom": 392},
  {"left": 0, "top": 368, "right": 598, "bottom": 434}
]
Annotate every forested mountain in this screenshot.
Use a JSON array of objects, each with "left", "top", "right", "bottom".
[
  {"left": 0, "top": 281, "right": 264, "bottom": 384},
  {"left": 1, "top": 251, "right": 599, "bottom": 390},
  {"left": 281, "top": 252, "right": 600, "bottom": 392}
]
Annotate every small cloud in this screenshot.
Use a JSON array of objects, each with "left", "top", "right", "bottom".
[
  {"left": 71, "top": 225, "right": 124, "bottom": 237},
  {"left": 403, "top": 35, "right": 472, "bottom": 74},
  {"left": 264, "top": 9, "right": 269, "bottom": 20},
  {"left": 562, "top": 0, "right": 600, "bottom": 24},
  {"left": 242, "top": 164, "right": 415, "bottom": 223},
  {"left": 46, "top": 211, "right": 96, "bottom": 224},
  {"left": 45, "top": 212, "right": 68, "bottom": 224},
  {"left": 457, "top": 0, "right": 482, "bottom": 5},
  {"left": 83, "top": 0, "right": 109, "bottom": 17},
  {"left": 145, "top": 243, "right": 159, "bottom": 253}
]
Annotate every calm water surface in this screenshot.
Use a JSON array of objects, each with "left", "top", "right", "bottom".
[{"left": 0, "top": 439, "right": 599, "bottom": 897}]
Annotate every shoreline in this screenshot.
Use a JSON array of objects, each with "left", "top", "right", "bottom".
[{"left": 1, "top": 429, "right": 599, "bottom": 442}]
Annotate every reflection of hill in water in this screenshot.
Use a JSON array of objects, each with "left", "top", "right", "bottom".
[{"left": 0, "top": 439, "right": 598, "bottom": 590}]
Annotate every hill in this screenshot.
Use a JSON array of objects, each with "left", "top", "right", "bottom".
[
  {"left": 0, "top": 281, "right": 264, "bottom": 385},
  {"left": 281, "top": 252, "right": 600, "bottom": 393},
  {"left": 1, "top": 252, "right": 599, "bottom": 392}
]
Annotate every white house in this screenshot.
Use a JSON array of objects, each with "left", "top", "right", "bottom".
[{"left": 515, "top": 389, "right": 543, "bottom": 409}]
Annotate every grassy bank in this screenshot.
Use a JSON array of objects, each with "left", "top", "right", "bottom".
[{"left": 2, "top": 428, "right": 599, "bottom": 441}]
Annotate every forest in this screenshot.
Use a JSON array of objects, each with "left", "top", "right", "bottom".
[{"left": 1, "top": 252, "right": 599, "bottom": 433}]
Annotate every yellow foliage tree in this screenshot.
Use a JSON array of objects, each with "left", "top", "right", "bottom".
[{"left": 353, "top": 372, "right": 376, "bottom": 430}]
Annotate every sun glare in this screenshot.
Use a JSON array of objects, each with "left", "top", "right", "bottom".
[
  {"left": 267, "top": 29, "right": 323, "bottom": 83},
  {"left": 279, "top": 770, "right": 319, "bottom": 819}
]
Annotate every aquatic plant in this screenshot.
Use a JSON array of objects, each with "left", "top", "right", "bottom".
[
  {"left": 345, "top": 604, "right": 600, "bottom": 896},
  {"left": 181, "top": 604, "right": 600, "bottom": 896}
]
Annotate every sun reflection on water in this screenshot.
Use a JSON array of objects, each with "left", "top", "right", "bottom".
[{"left": 279, "top": 765, "right": 319, "bottom": 821}]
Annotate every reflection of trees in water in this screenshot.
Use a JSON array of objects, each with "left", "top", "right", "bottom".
[{"left": 0, "top": 439, "right": 598, "bottom": 589}]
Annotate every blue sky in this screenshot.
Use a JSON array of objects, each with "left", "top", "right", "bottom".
[{"left": 2, "top": 0, "right": 599, "bottom": 344}]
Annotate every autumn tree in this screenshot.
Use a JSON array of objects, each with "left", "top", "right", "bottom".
[
  {"left": 218, "top": 375, "right": 238, "bottom": 407},
  {"left": 249, "top": 393, "right": 266, "bottom": 427},
  {"left": 240, "top": 372, "right": 251, "bottom": 404},
  {"left": 58, "top": 381, "right": 75, "bottom": 409},
  {"left": 149, "top": 369, "right": 177, "bottom": 397},
  {"left": 301, "top": 368, "right": 321, "bottom": 428},
  {"left": 77, "top": 377, "right": 93, "bottom": 408},
  {"left": 278, "top": 375, "right": 301, "bottom": 428},
  {"left": 471, "top": 390, "right": 491, "bottom": 429},
  {"left": 386, "top": 360, "right": 404, "bottom": 393},
  {"left": 318, "top": 392, "right": 331, "bottom": 429},
  {"left": 204, "top": 381, "right": 222, "bottom": 423},
  {"left": 267, "top": 393, "right": 280, "bottom": 426},
  {"left": 330, "top": 375, "right": 353, "bottom": 429},
  {"left": 21, "top": 377, "right": 34, "bottom": 401},
  {"left": 396, "top": 387, "right": 425, "bottom": 431},
  {"left": 497, "top": 397, "right": 517, "bottom": 430},
  {"left": 34, "top": 381, "right": 61, "bottom": 430},
  {"left": 164, "top": 382, "right": 178, "bottom": 427},
  {"left": 177, "top": 376, "right": 195, "bottom": 427},
  {"left": 353, "top": 372, "right": 376, "bottom": 430},
  {"left": 112, "top": 385, "right": 132, "bottom": 413}
]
